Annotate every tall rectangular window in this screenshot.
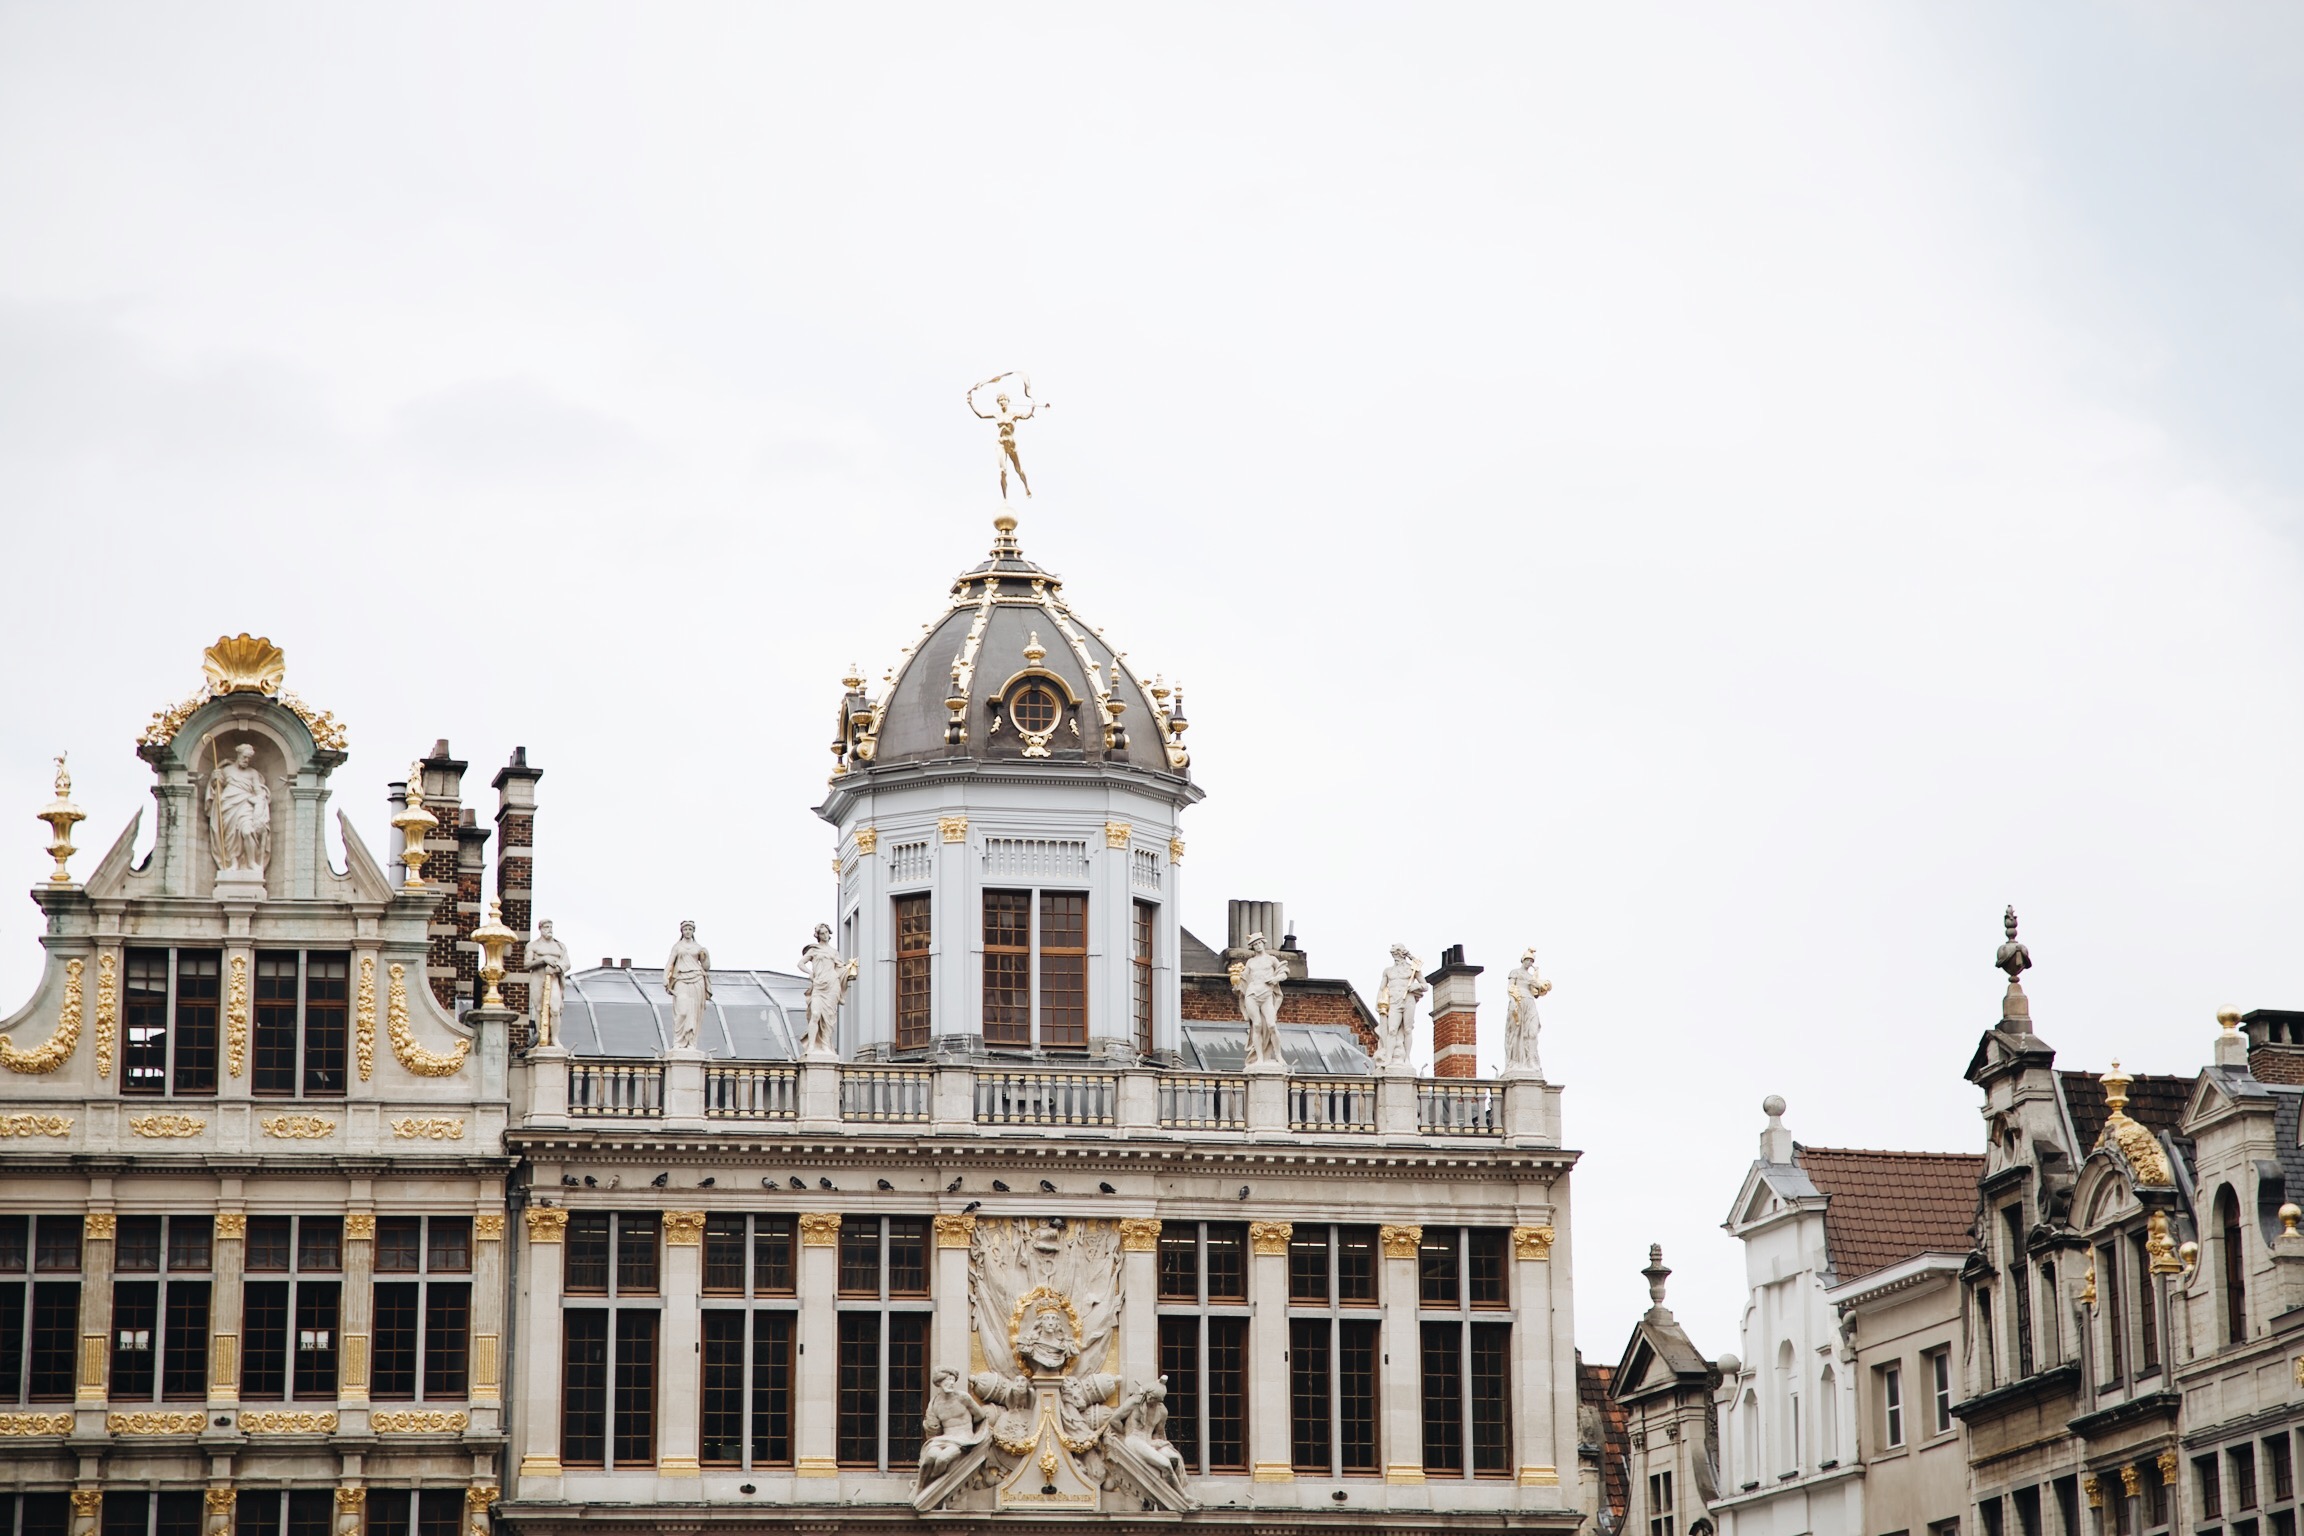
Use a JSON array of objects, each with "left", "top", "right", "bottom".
[
  {"left": 1038, "top": 892, "right": 1088, "bottom": 1050},
  {"left": 1131, "top": 900, "right": 1156, "bottom": 1054},
  {"left": 2198, "top": 1454, "right": 2223, "bottom": 1521},
  {"left": 2099, "top": 1243, "right": 2125, "bottom": 1384},
  {"left": 123, "top": 949, "right": 221, "bottom": 1096},
  {"left": 1929, "top": 1347, "right": 1953, "bottom": 1434},
  {"left": 0, "top": 1215, "right": 80, "bottom": 1402},
  {"left": 1287, "top": 1224, "right": 1384, "bottom": 1476},
  {"left": 252, "top": 954, "right": 299, "bottom": 1096},
  {"left": 559, "top": 1215, "right": 660, "bottom": 1469},
  {"left": 1155, "top": 1223, "right": 1250, "bottom": 1475},
  {"left": 1421, "top": 1319, "right": 1463, "bottom": 1474},
  {"left": 1882, "top": 1362, "right": 1905, "bottom": 1447},
  {"left": 1421, "top": 1226, "right": 1513, "bottom": 1477},
  {"left": 122, "top": 949, "right": 170, "bottom": 1095},
  {"left": 173, "top": 951, "right": 220, "bottom": 1095},
  {"left": 110, "top": 1216, "right": 210, "bottom": 1402},
  {"left": 370, "top": 1216, "right": 468, "bottom": 1401},
  {"left": 894, "top": 894, "right": 933, "bottom": 1050},
  {"left": 695, "top": 1215, "right": 796, "bottom": 1470},
  {"left": 834, "top": 1216, "right": 933, "bottom": 1470},
  {"left": 2131, "top": 1232, "right": 2160, "bottom": 1373},
  {"left": 303, "top": 953, "right": 349, "bottom": 1095},
  {"left": 982, "top": 891, "right": 1031, "bottom": 1048},
  {"left": 249, "top": 951, "right": 348, "bottom": 1098},
  {"left": 1651, "top": 1470, "right": 1677, "bottom": 1536},
  {"left": 241, "top": 1215, "right": 341, "bottom": 1402},
  {"left": 2004, "top": 1209, "right": 2033, "bottom": 1379}
]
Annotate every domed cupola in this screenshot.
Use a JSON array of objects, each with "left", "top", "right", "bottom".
[
  {"left": 832, "top": 516, "right": 1191, "bottom": 781},
  {"left": 816, "top": 515, "right": 1201, "bottom": 1066}
]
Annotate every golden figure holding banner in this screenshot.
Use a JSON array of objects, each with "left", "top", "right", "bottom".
[{"left": 967, "top": 371, "right": 1041, "bottom": 500}]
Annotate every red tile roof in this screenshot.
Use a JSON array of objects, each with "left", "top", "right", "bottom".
[
  {"left": 1795, "top": 1147, "right": 1985, "bottom": 1281},
  {"left": 1580, "top": 1357, "right": 1630, "bottom": 1522}
]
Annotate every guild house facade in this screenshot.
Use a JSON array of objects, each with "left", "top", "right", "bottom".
[{"left": 0, "top": 423, "right": 1582, "bottom": 1536}]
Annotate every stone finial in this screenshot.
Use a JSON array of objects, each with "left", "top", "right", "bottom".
[
  {"left": 1759, "top": 1094, "right": 1794, "bottom": 1163},
  {"left": 1643, "top": 1244, "right": 1672, "bottom": 1314},
  {"left": 2217, "top": 1008, "right": 2249, "bottom": 1068},
  {"left": 1996, "top": 905, "right": 2033, "bottom": 1031}
]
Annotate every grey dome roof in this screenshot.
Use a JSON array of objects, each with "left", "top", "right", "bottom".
[{"left": 832, "top": 517, "right": 1191, "bottom": 783}]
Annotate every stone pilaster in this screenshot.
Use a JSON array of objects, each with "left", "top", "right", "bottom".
[
  {"left": 75, "top": 1211, "right": 114, "bottom": 1424},
  {"left": 1380, "top": 1223, "right": 1426, "bottom": 1484},
  {"left": 933, "top": 1214, "right": 975, "bottom": 1382},
  {"left": 1248, "top": 1220, "right": 1293, "bottom": 1485},
  {"left": 340, "top": 1212, "right": 375, "bottom": 1417},
  {"left": 469, "top": 1212, "right": 506, "bottom": 1432},
  {"left": 514, "top": 1207, "right": 567, "bottom": 1482},
  {"left": 1119, "top": 1219, "right": 1160, "bottom": 1385},
  {"left": 795, "top": 1214, "right": 841, "bottom": 1480},
  {"left": 209, "top": 1210, "right": 246, "bottom": 1408},
  {"left": 659, "top": 1213, "right": 706, "bottom": 1477}
]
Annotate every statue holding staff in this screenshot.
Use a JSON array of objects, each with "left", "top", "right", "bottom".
[
  {"left": 203, "top": 737, "right": 273, "bottom": 879},
  {"left": 967, "top": 371, "right": 1041, "bottom": 501}
]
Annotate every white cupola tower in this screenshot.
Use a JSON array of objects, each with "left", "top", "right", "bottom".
[{"left": 815, "top": 515, "right": 1201, "bottom": 1063}]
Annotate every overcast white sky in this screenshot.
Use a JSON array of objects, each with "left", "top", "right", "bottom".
[{"left": 2, "top": 3, "right": 2300, "bottom": 1361}]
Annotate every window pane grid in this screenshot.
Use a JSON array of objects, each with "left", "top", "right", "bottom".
[{"left": 895, "top": 894, "right": 933, "bottom": 1050}]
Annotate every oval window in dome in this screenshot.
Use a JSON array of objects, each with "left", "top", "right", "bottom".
[{"left": 1011, "top": 684, "right": 1060, "bottom": 736}]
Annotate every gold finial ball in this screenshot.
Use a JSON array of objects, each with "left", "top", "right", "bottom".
[
  {"left": 2283, "top": 1204, "right": 2302, "bottom": 1237},
  {"left": 2179, "top": 1240, "right": 2199, "bottom": 1269},
  {"left": 994, "top": 515, "right": 1017, "bottom": 534},
  {"left": 2219, "top": 1009, "right": 2242, "bottom": 1031}
]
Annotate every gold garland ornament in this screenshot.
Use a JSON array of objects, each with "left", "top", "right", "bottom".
[
  {"left": 226, "top": 955, "right": 249, "bottom": 1078},
  {"left": 387, "top": 964, "right": 470, "bottom": 1077},
  {"left": 0, "top": 1114, "right": 71, "bottom": 1138},
  {"left": 94, "top": 951, "right": 116, "bottom": 1078},
  {"left": 356, "top": 955, "right": 376, "bottom": 1080},
  {"left": 0, "top": 958, "right": 83, "bottom": 1074},
  {"left": 261, "top": 1114, "right": 336, "bottom": 1139},
  {"left": 129, "top": 1114, "right": 206, "bottom": 1138}
]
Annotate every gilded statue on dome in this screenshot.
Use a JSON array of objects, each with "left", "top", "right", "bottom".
[{"left": 967, "top": 371, "right": 1040, "bottom": 501}]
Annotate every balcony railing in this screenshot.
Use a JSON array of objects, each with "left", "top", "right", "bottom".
[
  {"left": 842, "top": 1067, "right": 933, "bottom": 1123},
  {"left": 975, "top": 1069, "right": 1115, "bottom": 1128},
  {"left": 1417, "top": 1081, "right": 1501, "bottom": 1136},
  {"left": 569, "top": 1060, "right": 664, "bottom": 1118},
  {"left": 706, "top": 1064, "right": 797, "bottom": 1120},
  {"left": 1157, "top": 1075, "right": 1245, "bottom": 1131},
  {"left": 1290, "top": 1076, "right": 1376, "bottom": 1134}
]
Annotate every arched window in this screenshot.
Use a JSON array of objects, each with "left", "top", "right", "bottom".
[
  {"left": 1817, "top": 1364, "right": 1838, "bottom": 1462},
  {"left": 2219, "top": 1184, "right": 2248, "bottom": 1346}
]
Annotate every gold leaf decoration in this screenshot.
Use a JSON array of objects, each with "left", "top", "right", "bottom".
[
  {"left": 1248, "top": 1220, "right": 1293, "bottom": 1256},
  {"left": 94, "top": 951, "right": 116, "bottom": 1079},
  {"left": 0, "top": 1412, "right": 73, "bottom": 1436},
  {"left": 1512, "top": 1224, "right": 1556, "bottom": 1261},
  {"left": 798, "top": 1213, "right": 842, "bottom": 1247},
  {"left": 387, "top": 963, "right": 470, "bottom": 1076},
  {"left": 202, "top": 634, "right": 287, "bottom": 695},
  {"left": 356, "top": 955, "right": 376, "bottom": 1080},
  {"left": 240, "top": 1411, "right": 338, "bottom": 1433},
  {"left": 0, "top": 958, "right": 82, "bottom": 1074},
  {"left": 1117, "top": 1218, "right": 1161, "bottom": 1252},
  {"left": 1378, "top": 1224, "right": 1423, "bottom": 1260},
  {"left": 130, "top": 1113, "right": 206, "bottom": 1138},
  {"left": 372, "top": 1410, "right": 468, "bottom": 1433},
  {"left": 0, "top": 1114, "right": 71, "bottom": 1138},
  {"left": 107, "top": 1411, "right": 206, "bottom": 1435},
  {"left": 390, "top": 1117, "right": 465, "bottom": 1140},
  {"left": 226, "top": 954, "right": 248, "bottom": 1079},
  {"left": 261, "top": 1114, "right": 336, "bottom": 1139},
  {"left": 474, "top": 1214, "right": 505, "bottom": 1239},
  {"left": 276, "top": 692, "right": 346, "bottom": 751}
]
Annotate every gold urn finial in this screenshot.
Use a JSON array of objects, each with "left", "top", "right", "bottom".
[
  {"left": 471, "top": 900, "right": 519, "bottom": 1009},
  {"left": 2100, "top": 1059, "right": 2131, "bottom": 1117},
  {"left": 2219, "top": 1008, "right": 2242, "bottom": 1033},
  {"left": 201, "top": 634, "right": 288, "bottom": 696},
  {"left": 36, "top": 752, "right": 86, "bottom": 886},
  {"left": 2282, "top": 1204, "right": 2302, "bottom": 1238},
  {"left": 390, "top": 761, "right": 437, "bottom": 888},
  {"left": 1023, "top": 630, "right": 1047, "bottom": 664}
]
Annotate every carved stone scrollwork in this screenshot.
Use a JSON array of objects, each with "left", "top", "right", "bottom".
[
  {"left": 94, "top": 952, "right": 116, "bottom": 1079},
  {"left": 107, "top": 1411, "right": 206, "bottom": 1435},
  {"left": 799, "top": 1213, "right": 843, "bottom": 1247},
  {"left": 1104, "top": 821, "right": 1132, "bottom": 849},
  {"left": 524, "top": 1208, "right": 568, "bottom": 1244},
  {"left": 388, "top": 963, "right": 470, "bottom": 1076},
  {"left": 1248, "top": 1221, "right": 1292, "bottom": 1256},
  {"left": 0, "top": 1412, "right": 73, "bottom": 1435},
  {"left": 1512, "top": 1225, "right": 1556, "bottom": 1261},
  {"left": 1118, "top": 1219, "right": 1161, "bottom": 1252},
  {"left": 1379, "top": 1224, "right": 1423, "bottom": 1260},
  {"left": 0, "top": 957, "right": 82, "bottom": 1074},
  {"left": 356, "top": 956, "right": 376, "bottom": 1081},
  {"left": 372, "top": 1410, "right": 468, "bottom": 1433},
  {"left": 242, "top": 1411, "right": 338, "bottom": 1433},
  {"left": 389, "top": 1118, "right": 464, "bottom": 1140},
  {"left": 226, "top": 956, "right": 247, "bottom": 1078}
]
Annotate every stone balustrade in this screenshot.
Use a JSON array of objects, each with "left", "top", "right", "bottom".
[{"left": 544, "top": 1057, "right": 1560, "bottom": 1144}]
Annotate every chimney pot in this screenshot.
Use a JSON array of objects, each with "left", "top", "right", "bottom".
[
  {"left": 601, "top": 957, "right": 613, "bottom": 969},
  {"left": 620, "top": 958, "right": 631, "bottom": 969}
]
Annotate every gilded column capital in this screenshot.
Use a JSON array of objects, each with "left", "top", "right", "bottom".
[
  {"left": 855, "top": 826, "right": 879, "bottom": 854},
  {"left": 1104, "top": 821, "right": 1132, "bottom": 849},
  {"left": 215, "top": 1212, "right": 246, "bottom": 1240},
  {"left": 204, "top": 1491, "right": 235, "bottom": 1516},
  {"left": 1248, "top": 1221, "right": 1292, "bottom": 1256},
  {"left": 664, "top": 1212, "right": 707, "bottom": 1246},
  {"left": 939, "top": 815, "right": 968, "bottom": 843},
  {"left": 85, "top": 1213, "right": 115, "bottom": 1240},
  {"left": 344, "top": 1213, "right": 375, "bottom": 1240},
  {"left": 71, "top": 1492, "right": 102, "bottom": 1518},
  {"left": 1118, "top": 1218, "right": 1161, "bottom": 1252},
  {"left": 2158, "top": 1450, "right": 2180, "bottom": 1480},
  {"left": 2120, "top": 1465, "right": 2142, "bottom": 1498},
  {"left": 474, "top": 1214, "right": 505, "bottom": 1240},
  {"left": 1379, "top": 1224, "right": 1423, "bottom": 1260},
  {"left": 933, "top": 1213, "right": 976, "bottom": 1249},
  {"left": 466, "top": 1488, "right": 498, "bottom": 1511},
  {"left": 2083, "top": 1476, "right": 2103, "bottom": 1509},
  {"left": 799, "top": 1212, "right": 843, "bottom": 1247},
  {"left": 524, "top": 1207, "right": 568, "bottom": 1244},
  {"left": 1168, "top": 836, "right": 1185, "bottom": 863},
  {"left": 1512, "top": 1224, "right": 1556, "bottom": 1261},
  {"left": 335, "top": 1489, "right": 365, "bottom": 1513}
]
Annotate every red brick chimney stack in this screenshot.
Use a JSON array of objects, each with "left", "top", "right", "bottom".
[
  {"left": 492, "top": 747, "right": 543, "bottom": 1024},
  {"left": 1426, "top": 944, "right": 1483, "bottom": 1079},
  {"left": 417, "top": 741, "right": 474, "bottom": 1009}
]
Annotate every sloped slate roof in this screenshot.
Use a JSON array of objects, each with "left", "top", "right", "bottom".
[
  {"left": 2060, "top": 1070, "right": 2192, "bottom": 1153},
  {"left": 1795, "top": 1147, "right": 1984, "bottom": 1281}
]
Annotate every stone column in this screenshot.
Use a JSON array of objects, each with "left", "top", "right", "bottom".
[
  {"left": 657, "top": 1212, "right": 706, "bottom": 1478},
  {"left": 1119, "top": 1220, "right": 1160, "bottom": 1385},
  {"left": 75, "top": 1211, "right": 115, "bottom": 1430},
  {"left": 1512, "top": 1203, "right": 1576, "bottom": 1499},
  {"left": 339, "top": 1212, "right": 375, "bottom": 1427},
  {"left": 1248, "top": 1220, "right": 1294, "bottom": 1487},
  {"left": 514, "top": 1207, "right": 567, "bottom": 1483},
  {"left": 933, "top": 1215, "right": 975, "bottom": 1381},
  {"left": 209, "top": 1211, "right": 246, "bottom": 1408},
  {"left": 795, "top": 1213, "right": 842, "bottom": 1481},
  {"left": 1380, "top": 1223, "right": 1426, "bottom": 1486},
  {"left": 469, "top": 1213, "right": 506, "bottom": 1435},
  {"left": 1094, "top": 820, "right": 1135, "bottom": 1055}
]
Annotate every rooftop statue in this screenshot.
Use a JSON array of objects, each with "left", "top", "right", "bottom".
[
  {"left": 1374, "top": 944, "right": 1426, "bottom": 1071},
  {"left": 527, "top": 919, "right": 570, "bottom": 1049},
  {"left": 665, "top": 920, "right": 710, "bottom": 1052},
  {"left": 801, "top": 922, "right": 855, "bottom": 1060},
  {"left": 203, "top": 738, "right": 272, "bottom": 882},
  {"left": 967, "top": 370, "right": 1040, "bottom": 501},
  {"left": 1504, "top": 947, "right": 1550, "bottom": 1079},
  {"left": 1234, "top": 932, "right": 1287, "bottom": 1072}
]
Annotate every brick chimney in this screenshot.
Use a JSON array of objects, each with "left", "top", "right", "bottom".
[
  {"left": 1426, "top": 943, "right": 1483, "bottom": 1078},
  {"left": 418, "top": 740, "right": 478, "bottom": 1009},
  {"left": 492, "top": 747, "right": 544, "bottom": 1026}
]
